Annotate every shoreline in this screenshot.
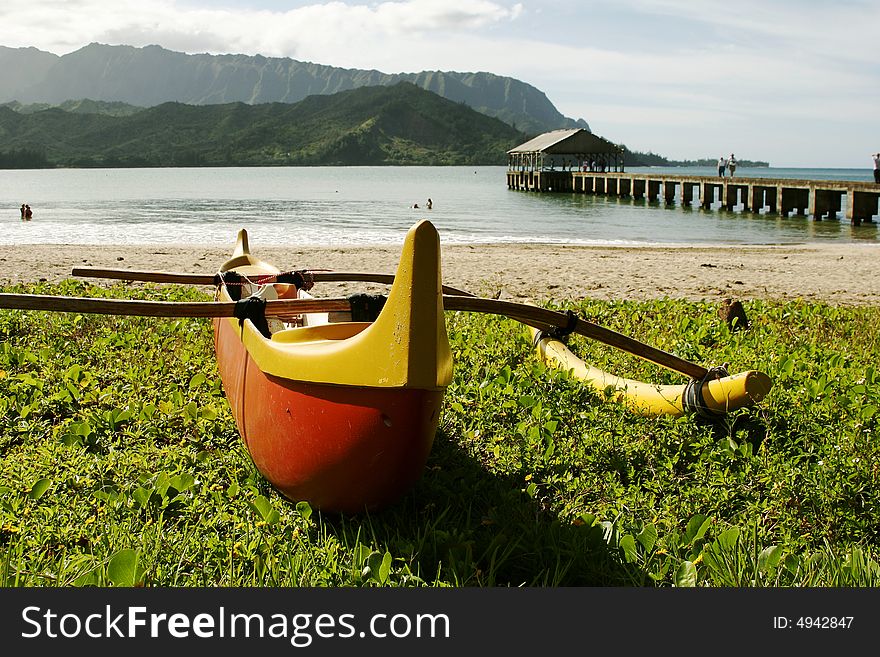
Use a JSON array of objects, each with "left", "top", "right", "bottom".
[{"left": 1, "top": 241, "right": 879, "bottom": 306}]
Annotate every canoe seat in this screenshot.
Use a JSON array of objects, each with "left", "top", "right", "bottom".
[{"left": 271, "top": 322, "right": 371, "bottom": 344}]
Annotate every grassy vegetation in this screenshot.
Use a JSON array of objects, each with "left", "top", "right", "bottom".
[
  {"left": 1, "top": 280, "right": 879, "bottom": 587},
  {"left": 0, "top": 83, "right": 524, "bottom": 168}
]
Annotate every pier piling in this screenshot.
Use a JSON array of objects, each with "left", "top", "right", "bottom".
[{"left": 508, "top": 171, "right": 879, "bottom": 225}]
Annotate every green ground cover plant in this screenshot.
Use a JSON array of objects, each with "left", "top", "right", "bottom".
[{"left": 1, "top": 280, "right": 879, "bottom": 586}]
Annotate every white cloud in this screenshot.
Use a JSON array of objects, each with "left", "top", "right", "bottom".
[
  {"left": 0, "top": 0, "right": 524, "bottom": 57},
  {"left": 614, "top": 0, "right": 879, "bottom": 64}
]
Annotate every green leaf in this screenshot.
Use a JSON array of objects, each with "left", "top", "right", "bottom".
[
  {"left": 169, "top": 473, "right": 195, "bottom": 493},
  {"left": 675, "top": 560, "right": 698, "bottom": 587},
  {"left": 28, "top": 478, "right": 51, "bottom": 500},
  {"left": 780, "top": 357, "right": 795, "bottom": 377},
  {"left": 154, "top": 472, "right": 171, "bottom": 497},
  {"left": 716, "top": 528, "right": 741, "bottom": 552},
  {"left": 352, "top": 544, "right": 373, "bottom": 567},
  {"left": 636, "top": 524, "right": 658, "bottom": 553},
  {"left": 684, "top": 514, "right": 711, "bottom": 544},
  {"left": 518, "top": 395, "right": 537, "bottom": 408},
  {"left": 108, "top": 549, "right": 143, "bottom": 587},
  {"left": 619, "top": 534, "right": 638, "bottom": 563},
  {"left": 248, "top": 495, "right": 280, "bottom": 524},
  {"left": 495, "top": 365, "right": 512, "bottom": 385},
  {"left": 75, "top": 421, "right": 94, "bottom": 437},
  {"left": 577, "top": 513, "right": 597, "bottom": 527},
  {"left": 64, "top": 364, "right": 83, "bottom": 383},
  {"left": 251, "top": 495, "right": 272, "bottom": 520},
  {"left": 378, "top": 551, "right": 392, "bottom": 583},
  {"left": 72, "top": 569, "right": 101, "bottom": 587},
  {"left": 107, "top": 408, "right": 132, "bottom": 428},
  {"left": 60, "top": 432, "right": 84, "bottom": 447},
  {"left": 296, "top": 501, "right": 313, "bottom": 523},
  {"left": 132, "top": 487, "right": 152, "bottom": 508},
  {"left": 758, "top": 545, "right": 783, "bottom": 573},
  {"left": 365, "top": 551, "right": 390, "bottom": 583}
]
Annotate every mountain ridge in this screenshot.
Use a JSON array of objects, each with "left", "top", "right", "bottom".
[{"left": 0, "top": 43, "right": 589, "bottom": 136}]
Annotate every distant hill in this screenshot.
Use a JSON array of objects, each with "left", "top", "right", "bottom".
[
  {"left": 2, "top": 99, "right": 143, "bottom": 117},
  {"left": 0, "top": 43, "right": 589, "bottom": 136},
  {"left": 623, "top": 148, "right": 769, "bottom": 168},
  {"left": 0, "top": 82, "right": 527, "bottom": 167}
]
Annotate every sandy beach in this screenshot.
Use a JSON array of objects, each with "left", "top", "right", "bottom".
[{"left": 1, "top": 241, "right": 878, "bottom": 306}]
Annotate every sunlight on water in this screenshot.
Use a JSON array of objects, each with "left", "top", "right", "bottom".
[{"left": 1, "top": 166, "right": 877, "bottom": 246}]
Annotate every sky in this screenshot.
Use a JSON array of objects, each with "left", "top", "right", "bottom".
[{"left": 2, "top": 0, "right": 878, "bottom": 168}]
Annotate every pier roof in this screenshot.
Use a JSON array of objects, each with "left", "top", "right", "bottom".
[{"left": 508, "top": 128, "right": 621, "bottom": 155}]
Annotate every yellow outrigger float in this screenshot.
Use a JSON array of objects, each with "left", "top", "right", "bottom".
[{"left": 529, "top": 327, "right": 772, "bottom": 418}]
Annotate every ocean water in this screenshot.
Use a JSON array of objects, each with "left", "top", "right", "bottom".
[{"left": 1, "top": 165, "right": 877, "bottom": 247}]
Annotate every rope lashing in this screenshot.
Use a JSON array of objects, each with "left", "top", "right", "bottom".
[
  {"left": 548, "top": 310, "right": 579, "bottom": 340},
  {"left": 233, "top": 295, "right": 270, "bottom": 337},
  {"left": 347, "top": 294, "right": 387, "bottom": 322},
  {"left": 533, "top": 309, "right": 580, "bottom": 346},
  {"left": 682, "top": 365, "right": 730, "bottom": 419},
  {"left": 214, "top": 270, "right": 315, "bottom": 292}
]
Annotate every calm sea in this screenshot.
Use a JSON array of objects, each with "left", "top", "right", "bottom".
[{"left": 2, "top": 166, "right": 877, "bottom": 247}]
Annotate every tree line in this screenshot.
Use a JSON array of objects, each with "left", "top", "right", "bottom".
[{"left": 0, "top": 148, "right": 49, "bottom": 168}]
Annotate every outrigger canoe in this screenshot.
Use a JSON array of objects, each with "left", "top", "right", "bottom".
[
  {"left": 212, "top": 220, "right": 452, "bottom": 514},
  {"left": 0, "top": 219, "right": 774, "bottom": 512}
]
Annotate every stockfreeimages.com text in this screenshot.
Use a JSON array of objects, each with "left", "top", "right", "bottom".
[{"left": 21, "top": 605, "right": 450, "bottom": 646}]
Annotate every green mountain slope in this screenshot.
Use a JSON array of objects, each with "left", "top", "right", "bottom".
[{"left": 0, "top": 82, "right": 526, "bottom": 167}]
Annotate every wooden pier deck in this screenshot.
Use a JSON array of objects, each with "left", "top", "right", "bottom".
[{"left": 506, "top": 170, "right": 880, "bottom": 224}]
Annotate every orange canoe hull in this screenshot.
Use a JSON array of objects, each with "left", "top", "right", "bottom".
[{"left": 213, "top": 316, "right": 444, "bottom": 513}]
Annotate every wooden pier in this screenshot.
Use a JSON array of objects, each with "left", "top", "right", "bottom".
[{"left": 506, "top": 170, "right": 880, "bottom": 225}]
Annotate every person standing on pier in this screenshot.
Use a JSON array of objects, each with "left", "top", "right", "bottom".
[
  {"left": 873, "top": 153, "right": 880, "bottom": 184},
  {"left": 717, "top": 156, "right": 727, "bottom": 177},
  {"left": 728, "top": 154, "right": 737, "bottom": 177}
]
